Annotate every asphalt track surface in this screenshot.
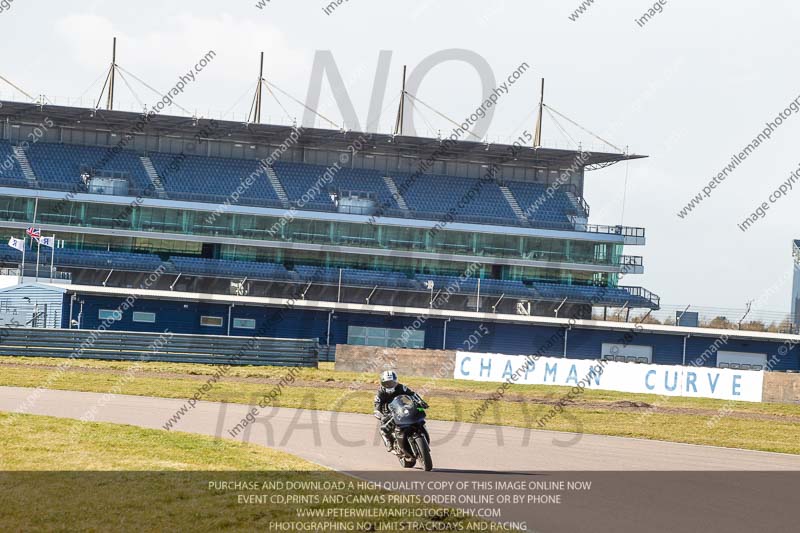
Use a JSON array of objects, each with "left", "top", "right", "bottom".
[{"left": 2, "top": 386, "right": 799, "bottom": 532}]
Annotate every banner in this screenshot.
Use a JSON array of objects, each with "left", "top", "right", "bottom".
[
  {"left": 454, "top": 352, "right": 765, "bottom": 403},
  {"left": 7, "top": 237, "right": 25, "bottom": 252}
]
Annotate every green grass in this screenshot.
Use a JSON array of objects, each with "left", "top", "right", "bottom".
[
  {"left": 2, "top": 356, "right": 800, "bottom": 455},
  {"left": 0, "top": 413, "right": 488, "bottom": 532}
]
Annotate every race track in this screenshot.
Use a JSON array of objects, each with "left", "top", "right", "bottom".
[{"left": 2, "top": 386, "right": 799, "bottom": 532}]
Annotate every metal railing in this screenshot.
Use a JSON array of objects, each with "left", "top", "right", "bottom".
[
  {"left": 2, "top": 183, "right": 646, "bottom": 239},
  {"left": 620, "top": 286, "right": 661, "bottom": 307},
  {"left": 576, "top": 223, "right": 646, "bottom": 238},
  {"left": 619, "top": 256, "right": 644, "bottom": 267},
  {"left": 3, "top": 267, "right": 72, "bottom": 281},
  {"left": 563, "top": 183, "right": 591, "bottom": 217},
  {"left": 0, "top": 327, "right": 319, "bottom": 367}
]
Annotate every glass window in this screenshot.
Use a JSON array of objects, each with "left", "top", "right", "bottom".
[
  {"left": 348, "top": 326, "right": 366, "bottom": 337},
  {"left": 132, "top": 312, "right": 156, "bottom": 323},
  {"left": 348, "top": 326, "right": 424, "bottom": 349},
  {"left": 407, "top": 330, "right": 425, "bottom": 348},
  {"left": 367, "top": 327, "right": 387, "bottom": 338},
  {"left": 200, "top": 316, "right": 224, "bottom": 327},
  {"left": 349, "top": 336, "right": 366, "bottom": 346},
  {"left": 98, "top": 309, "right": 119, "bottom": 320},
  {"left": 232, "top": 318, "right": 255, "bottom": 329}
]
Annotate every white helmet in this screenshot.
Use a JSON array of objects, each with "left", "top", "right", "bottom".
[{"left": 380, "top": 370, "right": 398, "bottom": 391}]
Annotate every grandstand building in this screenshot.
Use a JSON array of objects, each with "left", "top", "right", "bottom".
[{"left": 0, "top": 100, "right": 797, "bottom": 372}]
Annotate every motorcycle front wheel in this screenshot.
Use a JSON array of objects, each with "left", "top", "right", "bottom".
[{"left": 414, "top": 434, "right": 433, "bottom": 472}]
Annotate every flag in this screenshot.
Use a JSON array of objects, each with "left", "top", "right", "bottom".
[
  {"left": 7, "top": 237, "right": 25, "bottom": 252},
  {"left": 39, "top": 236, "right": 55, "bottom": 248},
  {"left": 26, "top": 227, "right": 41, "bottom": 242}
]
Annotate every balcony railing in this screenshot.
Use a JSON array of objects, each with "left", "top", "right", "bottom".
[
  {"left": 2, "top": 267, "right": 72, "bottom": 281},
  {"left": 1, "top": 183, "right": 646, "bottom": 240},
  {"left": 620, "top": 256, "right": 644, "bottom": 267},
  {"left": 620, "top": 286, "right": 661, "bottom": 308}
]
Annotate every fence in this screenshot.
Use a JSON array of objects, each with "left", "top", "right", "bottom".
[{"left": 0, "top": 327, "right": 319, "bottom": 367}]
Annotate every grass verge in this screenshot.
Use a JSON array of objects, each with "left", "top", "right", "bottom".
[
  {"left": 0, "top": 413, "right": 488, "bottom": 532},
  {"left": 1, "top": 356, "right": 799, "bottom": 454}
]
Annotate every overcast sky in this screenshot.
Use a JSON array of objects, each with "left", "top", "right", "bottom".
[{"left": 1, "top": 0, "right": 798, "bottom": 316}]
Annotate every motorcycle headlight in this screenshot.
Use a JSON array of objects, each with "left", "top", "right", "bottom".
[{"left": 403, "top": 408, "right": 410, "bottom": 415}]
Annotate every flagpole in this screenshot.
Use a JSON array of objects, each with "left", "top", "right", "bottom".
[
  {"left": 51, "top": 234, "right": 55, "bottom": 278},
  {"left": 35, "top": 237, "right": 40, "bottom": 282},
  {"left": 20, "top": 237, "right": 26, "bottom": 283}
]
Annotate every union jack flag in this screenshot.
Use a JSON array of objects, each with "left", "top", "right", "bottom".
[{"left": 26, "top": 227, "right": 41, "bottom": 242}]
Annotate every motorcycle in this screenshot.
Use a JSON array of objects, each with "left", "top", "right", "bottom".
[{"left": 378, "top": 394, "right": 433, "bottom": 471}]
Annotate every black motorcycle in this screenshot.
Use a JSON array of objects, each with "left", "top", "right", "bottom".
[{"left": 380, "top": 394, "right": 433, "bottom": 471}]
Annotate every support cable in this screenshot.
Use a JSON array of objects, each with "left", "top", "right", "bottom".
[
  {"left": 94, "top": 68, "right": 113, "bottom": 110},
  {"left": 545, "top": 107, "right": 579, "bottom": 148},
  {"left": 115, "top": 65, "right": 192, "bottom": 115},
  {"left": 402, "top": 91, "right": 483, "bottom": 141},
  {"left": 0, "top": 74, "right": 36, "bottom": 102},
  {"left": 115, "top": 70, "right": 146, "bottom": 109},
  {"left": 544, "top": 103, "right": 624, "bottom": 153},
  {"left": 262, "top": 78, "right": 340, "bottom": 129},
  {"left": 620, "top": 160, "right": 631, "bottom": 225},
  {"left": 365, "top": 91, "right": 401, "bottom": 134},
  {"left": 406, "top": 96, "right": 437, "bottom": 137},
  {"left": 262, "top": 80, "right": 294, "bottom": 124},
  {"left": 222, "top": 82, "right": 258, "bottom": 122},
  {"left": 78, "top": 70, "right": 109, "bottom": 102}
]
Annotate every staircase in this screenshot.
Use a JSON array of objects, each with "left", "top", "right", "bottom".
[
  {"left": 499, "top": 185, "right": 526, "bottom": 221},
  {"left": 12, "top": 146, "right": 38, "bottom": 186},
  {"left": 139, "top": 156, "right": 168, "bottom": 199},
  {"left": 565, "top": 191, "right": 590, "bottom": 219},
  {"left": 382, "top": 176, "right": 408, "bottom": 210},
  {"left": 265, "top": 165, "right": 290, "bottom": 208}
]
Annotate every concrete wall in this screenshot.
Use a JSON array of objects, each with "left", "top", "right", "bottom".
[
  {"left": 335, "top": 345, "right": 456, "bottom": 380},
  {"left": 763, "top": 372, "right": 800, "bottom": 404}
]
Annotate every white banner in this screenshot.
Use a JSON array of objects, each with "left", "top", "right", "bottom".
[
  {"left": 7, "top": 237, "right": 25, "bottom": 252},
  {"left": 454, "top": 352, "right": 765, "bottom": 403}
]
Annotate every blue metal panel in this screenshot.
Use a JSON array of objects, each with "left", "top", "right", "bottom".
[{"left": 71, "top": 294, "right": 800, "bottom": 372}]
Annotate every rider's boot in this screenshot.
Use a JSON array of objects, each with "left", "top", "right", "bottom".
[{"left": 381, "top": 432, "right": 393, "bottom": 452}]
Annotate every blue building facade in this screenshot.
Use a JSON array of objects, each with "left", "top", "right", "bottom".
[{"left": 66, "top": 291, "right": 800, "bottom": 372}]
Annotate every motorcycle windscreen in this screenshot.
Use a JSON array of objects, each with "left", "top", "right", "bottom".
[{"left": 388, "top": 395, "right": 425, "bottom": 427}]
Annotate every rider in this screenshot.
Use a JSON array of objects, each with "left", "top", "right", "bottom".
[{"left": 373, "top": 370, "right": 422, "bottom": 451}]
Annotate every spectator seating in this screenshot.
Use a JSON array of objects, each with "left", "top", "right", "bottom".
[
  {"left": 25, "top": 142, "right": 152, "bottom": 192},
  {"left": 167, "top": 256, "right": 292, "bottom": 280},
  {"left": 149, "top": 153, "right": 278, "bottom": 204},
  {"left": 505, "top": 180, "right": 574, "bottom": 228},
  {"left": 400, "top": 173, "right": 517, "bottom": 221},
  {"left": 0, "top": 140, "right": 28, "bottom": 185}
]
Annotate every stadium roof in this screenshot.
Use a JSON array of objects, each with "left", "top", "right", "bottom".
[{"left": 0, "top": 100, "right": 646, "bottom": 170}]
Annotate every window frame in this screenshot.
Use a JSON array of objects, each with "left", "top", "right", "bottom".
[
  {"left": 98, "top": 309, "right": 119, "bottom": 321},
  {"left": 200, "top": 315, "right": 224, "bottom": 327},
  {"left": 132, "top": 311, "right": 156, "bottom": 324},
  {"left": 232, "top": 317, "right": 256, "bottom": 330}
]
